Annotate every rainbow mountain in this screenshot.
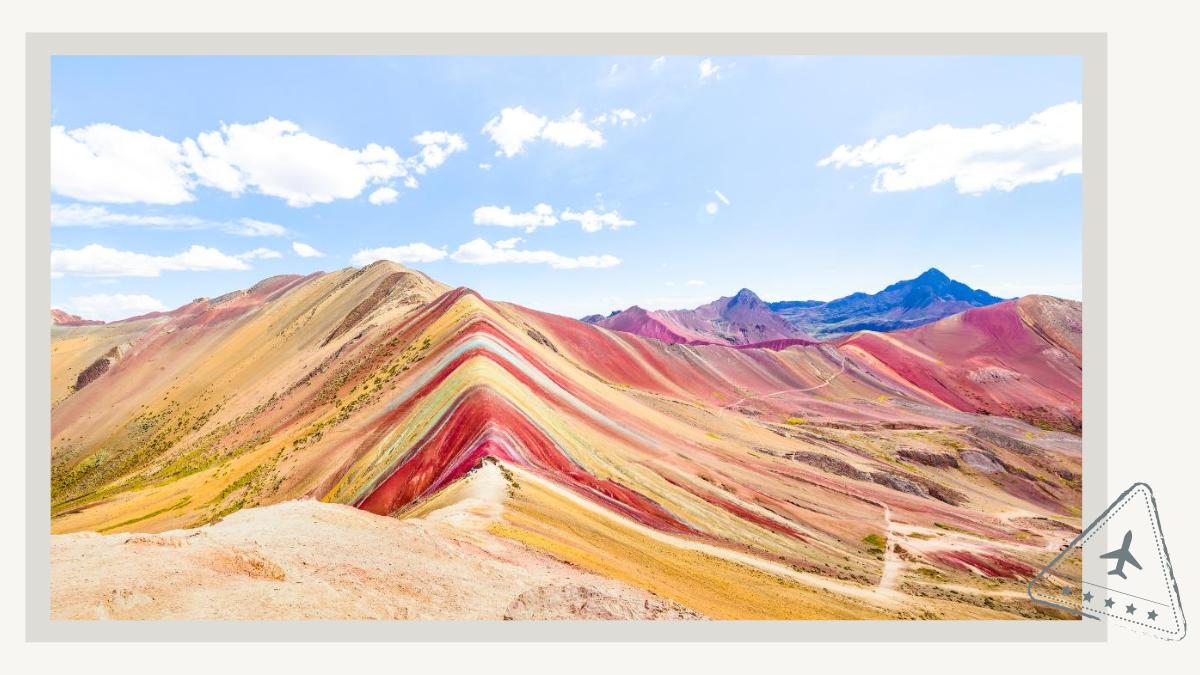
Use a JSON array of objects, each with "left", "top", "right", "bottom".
[{"left": 50, "top": 261, "right": 1082, "bottom": 620}]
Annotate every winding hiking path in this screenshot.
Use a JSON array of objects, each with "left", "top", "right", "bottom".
[
  {"left": 724, "top": 346, "right": 847, "bottom": 409},
  {"left": 877, "top": 503, "right": 901, "bottom": 593}
]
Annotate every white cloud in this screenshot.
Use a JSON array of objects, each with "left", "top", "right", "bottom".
[
  {"left": 52, "top": 124, "right": 193, "bottom": 205},
  {"left": 349, "top": 243, "right": 448, "bottom": 266},
  {"left": 50, "top": 204, "right": 289, "bottom": 238},
  {"left": 292, "top": 242, "right": 325, "bottom": 258},
  {"left": 817, "top": 101, "right": 1082, "bottom": 194},
  {"left": 51, "top": 204, "right": 287, "bottom": 239},
  {"left": 590, "top": 108, "right": 649, "bottom": 127},
  {"left": 650, "top": 56, "right": 666, "bottom": 72},
  {"left": 699, "top": 58, "right": 721, "bottom": 81},
  {"left": 482, "top": 106, "right": 548, "bottom": 158},
  {"left": 411, "top": 131, "right": 467, "bottom": 174},
  {"left": 610, "top": 108, "right": 639, "bottom": 125},
  {"left": 450, "top": 238, "right": 620, "bottom": 270},
  {"left": 560, "top": 207, "right": 635, "bottom": 233},
  {"left": 51, "top": 244, "right": 251, "bottom": 278},
  {"left": 236, "top": 247, "right": 283, "bottom": 260},
  {"left": 368, "top": 187, "right": 400, "bottom": 205},
  {"left": 481, "top": 106, "right": 608, "bottom": 157},
  {"left": 714, "top": 190, "right": 731, "bottom": 206},
  {"left": 68, "top": 293, "right": 168, "bottom": 321},
  {"left": 50, "top": 203, "right": 206, "bottom": 229},
  {"left": 686, "top": 279, "right": 706, "bottom": 287},
  {"left": 540, "top": 110, "right": 606, "bottom": 149},
  {"left": 226, "top": 218, "right": 288, "bottom": 237},
  {"left": 472, "top": 204, "right": 635, "bottom": 234},
  {"left": 478, "top": 163, "right": 492, "bottom": 171},
  {"left": 196, "top": 118, "right": 406, "bottom": 207},
  {"left": 52, "top": 119, "right": 465, "bottom": 207},
  {"left": 494, "top": 237, "right": 523, "bottom": 250},
  {"left": 181, "top": 134, "right": 245, "bottom": 194},
  {"left": 705, "top": 202, "right": 719, "bottom": 215},
  {"left": 473, "top": 203, "right": 558, "bottom": 233}
]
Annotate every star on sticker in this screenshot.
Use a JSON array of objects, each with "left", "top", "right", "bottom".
[
  {"left": 1104, "top": 597, "right": 1115, "bottom": 608},
  {"left": 1061, "top": 586, "right": 1072, "bottom": 596},
  {"left": 1126, "top": 603, "right": 1137, "bottom": 615},
  {"left": 1147, "top": 610, "right": 1158, "bottom": 621},
  {"left": 1083, "top": 591, "right": 1094, "bottom": 603}
]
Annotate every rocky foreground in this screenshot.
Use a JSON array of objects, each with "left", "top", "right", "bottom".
[{"left": 51, "top": 467, "right": 701, "bottom": 620}]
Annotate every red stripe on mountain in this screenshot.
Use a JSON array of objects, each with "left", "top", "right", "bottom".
[{"left": 356, "top": 386, "right": 692, "bottom": 534}]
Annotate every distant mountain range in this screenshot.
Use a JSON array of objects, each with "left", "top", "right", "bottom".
[
  {"left": 586, "top": 288, "right": 816, "bottom": 348},
  {"left": 771, "top": 268, "right": 1005, "bottom": 339},
  {"left": 586, "top": 268, "right": 1005, "bottom": 344}
]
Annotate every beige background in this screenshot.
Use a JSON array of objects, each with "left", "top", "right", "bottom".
[{"left": 5, "top": 0, "right": 1199, "bottom": 670}]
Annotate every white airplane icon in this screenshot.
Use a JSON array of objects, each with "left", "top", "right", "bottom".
[{"left": 1100, "top": 529, "right": 1143, "bottom": 580}]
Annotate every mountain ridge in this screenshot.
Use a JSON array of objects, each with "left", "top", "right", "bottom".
[
  {"left": 589, "top": 268, "right": 1007, "bottom": 345},
  {"left": 770, "top": 267, "right": 1006, "bottom": 338}
]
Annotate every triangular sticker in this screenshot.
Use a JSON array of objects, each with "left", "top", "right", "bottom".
[{"left": 1029, "top": 483, "right": 1186, "bottom": 639}]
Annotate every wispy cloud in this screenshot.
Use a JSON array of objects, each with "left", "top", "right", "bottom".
[
  {"left": 474, "top": 203, "right": 634, "bottom": 234},
  {"left": 291, "top": 242, "right": 325, "bottom": 258},
  {"left": 560, "top": 208, "right": 635, "bottom": 233},
  {"left": 67, "top": 293, "right": 167, "bottom": 321},
  {"left": 590, "top": 108, "right": 650, "bottom": 127},
  {"left": 473, "top": 204, "right": 558, "bottom": 233},
  {"left": 349, "top": 243, "right": 447, "bottom": 266},
  {"left": 699, "top": 58, "right": 721, "bottom": 82},
  {"left": 481, "top": 106, "right": 639, "bottom": 157},
  {"left": 51, "top": 244, "right": 252, "bottom": 278},
  {"left": 818, "top": 102, "right": 1082, "bottom": 194},
  {"left": 450, "top": 238, "right": 620, "bottom": 270},
  {"left": 236, "top": 247, "right": 283, "bottom": 261},
  {"left": 50, "top": 204, "right": 289, "bottom": 237}
]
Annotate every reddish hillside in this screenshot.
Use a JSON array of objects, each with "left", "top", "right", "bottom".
[
  {"left": 51, "top": 309, "right": 103, "bottom": 326},
  {"left": 838, "top": 295, "right": 1081, "bottom": 432}
]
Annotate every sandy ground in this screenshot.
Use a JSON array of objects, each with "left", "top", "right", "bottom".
[{"left": 50, "top": 463, "right": 701, "bottom": 620}]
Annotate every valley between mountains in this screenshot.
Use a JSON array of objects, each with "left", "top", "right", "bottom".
[{"left": 49, "top": 261, "right": 1082, "bottom": 620}]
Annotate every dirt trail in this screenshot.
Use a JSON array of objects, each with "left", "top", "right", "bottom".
[
  {"left": 877, "top": 503, "right": 901, "bottom": 593},
  {"left": 725, "top": 346, "right": 847, "bottom": 409}
]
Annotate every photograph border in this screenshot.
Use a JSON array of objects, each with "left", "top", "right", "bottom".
[{"left": 26, "top": 32, "right": 1106, "bottom": 642}]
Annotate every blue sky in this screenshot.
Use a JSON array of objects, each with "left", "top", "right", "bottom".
[{"left": 49, "top": 55, "right": 1082, "bottom": 320}]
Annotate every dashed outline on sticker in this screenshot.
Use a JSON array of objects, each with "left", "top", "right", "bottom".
[{"left": 1027, "top": 483, "right": 1186, "bottom": 639}]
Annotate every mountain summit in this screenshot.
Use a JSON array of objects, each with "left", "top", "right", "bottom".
[
  {"left": 769, "top": 268, "right": 1004, "bottom": 339},
  {"left": 594, "top": 288, "right": 815, "bottom": 347}
]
